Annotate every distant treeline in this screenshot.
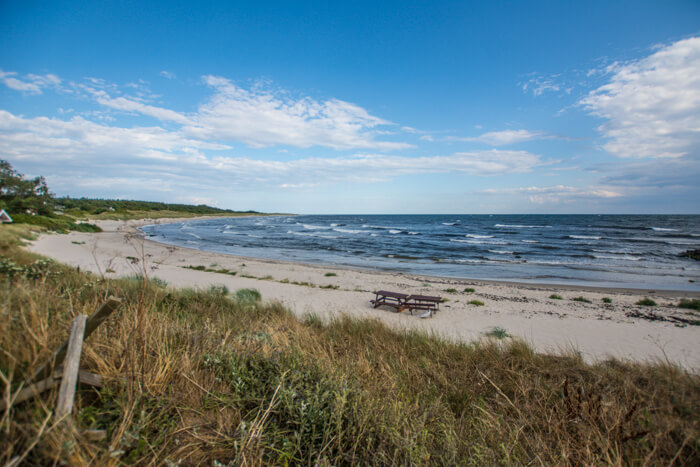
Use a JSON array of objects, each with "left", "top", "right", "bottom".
[
  {"left": 57, "top": 198, "right": 259, "bottom": 216},
  {"left": 1, "top": 159, "right": 259, "bottom": 231}
]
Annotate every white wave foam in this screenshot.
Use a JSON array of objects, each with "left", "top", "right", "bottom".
[
  {"left": 521, "top": 240, "right": 538, "bottom": 243},
  {"left": 488, "top": 250, "right": 514, "bottom": 254},
  {"left": 594, "top": 254, "right": 642, "bottom": 261},
  {"left": 408, "top": 231, "right": 420, "bottom": 235},
  {"left": 442, "top": 222, "right": 459, "bottom": 226},
  {"left": 334, "top": 228, "right": 371, "bottom": 234},
  {"left": 450, "top": 239, "right": 508, "bottom": 245},
  {"left": 288, "top": 230, "right": 338, "bottom": 239},
  {"left": 389, "top": 229, "right": 403, "bottom": 234},
  {"left": 186, "top": 232, "right": 201, "bottom": 239},
  {"left": 651, "top": 227, "right": 677, "bottom": 232},
  {"left": 495, "top": 224, "right": 549, "bottom": 228},
  {"left": 466, "top": 234, "right": 494, "bottom": 238},
  {"left": 303, "top": 224, "right": 331, "bottom": 230},
  {"left": 568, "top": 235, "right": 602, "bottom": 240}
]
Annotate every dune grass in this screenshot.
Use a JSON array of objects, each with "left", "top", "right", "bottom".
[{"left": 1, "top": 225, "right": 699, "bottom": 465}]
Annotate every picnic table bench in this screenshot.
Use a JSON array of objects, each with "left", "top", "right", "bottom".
[{"left": 371, "top": 291, "right": 442, "bottom": 318}]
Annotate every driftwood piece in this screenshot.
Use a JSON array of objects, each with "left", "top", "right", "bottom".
[
  {"left": 56, "top": 315, "right": 87, "bottom": 418},
  {"left": 0, "top": 370, "right": 104, "bottom": 410},
  {"left": 83, "top": 429, "right": 107, "bottom": 441},
  {"left": 29, "top": 297, "right": 121, "bottom": 383}
]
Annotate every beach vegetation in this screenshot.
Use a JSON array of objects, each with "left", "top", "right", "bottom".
[
  {"left": 1, "top": 225, "right": 699, "bottom": 465},
  {"left": 445, "top": 287, "right": 458, "bottom": 293},
  {"left": 320, "top": 284, "right": 339, "bottom": 289},
  {"left": 235, "top": 287, "right": 261, "bottom": 302},
  {"left": 602, "top": 297, "right": 612, "bottom": 303},
  {"left": 549, "top": 294, "right": 563, "bottom": 300},
  {"left": 572, "top": 296, "right": 592, "bottom": 303},
  {"left": 469, "top": 300, "right": 485, "bottom": 306},
  {"left": 678, "top": 299, "right": 700, "bottom": 311},
  {"left": 464, "top": 287, "right": 476, "bottom": 293},
  {"left": 636, "top": 298, "right": 657, "bottom": 306},
  {"left": 485, "top": 326, "right": 510, "bottom": 339},
  {"left": 302, "top": 313, "right": 324, "bottom": 329},
  {"left": 183, "top": 265, "right": 238, "bottom": 276},
  {"left": 324, "top": 272, "right": 337, "bottom": 277}
]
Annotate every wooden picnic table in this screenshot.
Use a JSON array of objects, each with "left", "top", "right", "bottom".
[
  {"left": 371, "top": 290, "right": 410, "bottom": 312},
  {"left": 371, "top": 291, "right": 442, "bottom": 317}
]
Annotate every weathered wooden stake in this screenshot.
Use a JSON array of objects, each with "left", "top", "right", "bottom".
[
  {"left": 29, "top": 297, "right": 121, "bottom": 383},
  {"left": 55, "top": 315, "right": 87, "bottom": 418}
]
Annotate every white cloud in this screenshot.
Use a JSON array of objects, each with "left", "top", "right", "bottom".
[
  {"left": 520, "top": 74, "right": 564, "bottom": 96},
  {"left": 182, "top": 76, "right": 413, "bottom": 150},
  {"left": 17, "top": 73, "right": 413, "bottom": 151},
  {"left": 580, "top": 36, "right": 700, "bottom": 159},
  {"left": 0, "top": 69, "right": 61, "bottom": 94},
  {"left": 457, "top": 129, "right": 547, "bottom": 145},
  {"left": 480, "top": 185, "right": 623, "bottom": 204},
  {"left": 0, "top": 110, "right": 541, "bottom": 194},
  {"left": 0, "top": 110, "right": 228, "bottom": 163},
  {"left": 95, "top": 95, "right": 190, "bottom": 124},
  {"left": 159, "top": 70, "right": 176, "bottom": 79}
]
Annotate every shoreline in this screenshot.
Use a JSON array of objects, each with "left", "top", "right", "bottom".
[
  {"left": 137, "top": 216, "right": 700, "bottom": 297},
  {"left": 26, "top": 216, "right": 700, "bottom": 370}
]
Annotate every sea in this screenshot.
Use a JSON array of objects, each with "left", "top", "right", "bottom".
[{"left": 140, "top": 215, "right": 700, "bottom": 291}]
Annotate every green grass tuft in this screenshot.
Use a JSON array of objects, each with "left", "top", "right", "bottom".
[
  {"left": 464, "top": 287, "right": 476, "bottom": 293},
  {"left": 602, "top": 297, "right": 612, "bottom": 304},
  {"left": 572, "top": 296, "right": 592, "bottom": 303},
  {"left": 636, "top": 298, "right": 657, "bottom": 306},
  {"left": 469, "top": 300, "right": 485, "bottom": 306},
  {"left": 485, "top": 326, "right": 510, "bottom": 339},
  {"left": 549, "top": 294, "right": 563, "bottom": 300}
]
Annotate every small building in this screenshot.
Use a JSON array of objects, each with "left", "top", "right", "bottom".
[{"left": 0, "top": 209, "right": 13, "bottom": 223}]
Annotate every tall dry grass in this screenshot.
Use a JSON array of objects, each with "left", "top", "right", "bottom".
[{"left": 1, "top": 225, "right": 698, "bottom": 465}]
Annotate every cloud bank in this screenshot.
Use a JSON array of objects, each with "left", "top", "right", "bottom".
[{"left": 580, "top": 37, "right": 700, "bottom": 159}]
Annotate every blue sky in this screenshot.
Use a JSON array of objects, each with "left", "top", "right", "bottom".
[{"left": 1, "top": 0, "right": 699, "bottom": 214}]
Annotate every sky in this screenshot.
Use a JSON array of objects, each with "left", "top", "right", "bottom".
[{"left": 0, "top": 0, "right": 699, "bottom": 214}]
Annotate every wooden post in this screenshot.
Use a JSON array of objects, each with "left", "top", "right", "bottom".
[
  {"left": 30, "top": 297, "right": 121, "bottom": 383},
  {"left": 55, "top": 315, "right": 87, "bottom": 418}
]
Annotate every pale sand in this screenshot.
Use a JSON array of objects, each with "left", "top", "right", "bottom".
[{"left": 26, "top": 217, "right": 700, "bottom": 370}]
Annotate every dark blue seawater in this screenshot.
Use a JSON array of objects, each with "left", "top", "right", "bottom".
[{"left": 140, "top": 215, "right": 700, "bottom": 291}]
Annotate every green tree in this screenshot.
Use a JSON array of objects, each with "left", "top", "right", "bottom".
[{"left": 0, "top": 160, "right": 54, "bottom": 215}]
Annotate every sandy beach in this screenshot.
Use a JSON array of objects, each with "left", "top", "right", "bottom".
[{"left": 27, "top": 217, "right": 700, "bottom": 370}]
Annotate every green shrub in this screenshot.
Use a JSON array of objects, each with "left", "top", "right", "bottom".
[
  {"left": 235, "top": 288, "right": 261, "bottom": 302},
  {"left": 469, "top": 300, "right": 485, "bottom": 306},
  {"left": 602, "top": 297, "right": 612, "bottom": 304},
  {"left": 636, "top": 298, "right": 657, "bottom": 307},
  {"left": 549, "top": 294, "right": 563, "bottom": 300},
  {"left": 445, "top": 288, "right": 458, "bottom": 293},
  {"left": 324, "top": 272, "right": 337, "bottom": 277},
  {"left": 464, "top": 287, "right": 475, "bottom": 293},
  {"left": 678, "top": 299, "right": 700, "bottom": 311}
]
